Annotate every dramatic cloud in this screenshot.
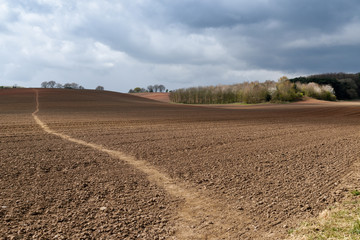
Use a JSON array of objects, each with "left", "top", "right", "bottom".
[{"left": 1, "top": 0, "right": 360, "bottom": 91}]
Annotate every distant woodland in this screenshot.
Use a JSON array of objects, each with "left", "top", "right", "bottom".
[
  {"left": 40, "top": 81, "right": 104, "bottom": 91},
  {"left": 289, "top": 73, "right": 360, "bottom": 100},
  {"left": 128, "top": 84, "right": 167, "bottom": 93},
  {"left": 170, "top": 76, "right": 338, "bottom": 104}
]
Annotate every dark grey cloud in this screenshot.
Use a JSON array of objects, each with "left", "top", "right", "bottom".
[
  {"left": 157, "top": 0, "right": 277, "bottom": 28},
  {"left": 159, "top": 0, "right": 358, "bottom": 32},
  {"left": 75, "top": 0, "right": 360, "bottom": 72},
  {"left": 280, "top": 45, "right": 360, "bottom": 73},
  {"left": 1, "top": 0, "right": 360, "bottom": 92}
]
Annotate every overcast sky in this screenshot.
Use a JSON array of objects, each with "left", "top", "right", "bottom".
[{"left": 1, "top": 0, "right": 360, "bottom": 92}]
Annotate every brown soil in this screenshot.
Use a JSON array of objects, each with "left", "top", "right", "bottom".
[
  {"left": 1, "top": 88, "right": 360, "bottom": 239},
  {"left": 132, "top": 92, "right": 170, "bottom": 103}
]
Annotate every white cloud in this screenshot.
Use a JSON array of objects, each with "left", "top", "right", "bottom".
[
  {"left": 0, "top": 2, "right": 10, "bottom": 21},
  {"left": 0, "top": 0, "right": 359, "bottom": 91}
]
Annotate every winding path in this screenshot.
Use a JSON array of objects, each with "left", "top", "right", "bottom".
[{"left": 31, "top": 90, "right": 253, "bottom": 239}]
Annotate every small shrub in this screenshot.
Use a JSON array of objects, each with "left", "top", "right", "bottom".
[
  {"left": 352, "top": 219, "right": 360, "bottom": 234},
  {"left": 351, "top": 190, "right": 360, "bottom": 196}
]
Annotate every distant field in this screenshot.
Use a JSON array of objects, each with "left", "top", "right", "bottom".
[
  {"left": 1, "top": 88, "right": 360, "bottom": 239},
  {"left": 131, "top": 92, "right": 170, "bottom": 103}
]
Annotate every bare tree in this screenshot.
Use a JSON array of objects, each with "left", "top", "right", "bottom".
[
  {"left": 153, "top": 84, "right": 159, "bottom": 92},
  {"left": 41, "top": 81, "right": 48, "bottom": 88},
  {"left": 147, "top": 85, "right": 154, "bottom": 92},
  {"left": 159, "top": 84, "right": 166, "bottom": 92},
  {"left": 48, "top": 81, "right": 56, "bottom": 88},
  {"left": 63, "top": 83, "right": 73, "bottom": 89},
  {"left": 96, "top": 86, "right": 104, "bottom": 91},
  {"left": 55, "top": 83, "right": 63, "bottom": 88},
  {"left": 71, "top": 83, "right": 80, "bottom": 89},
  {"left": 63, "top": 83, "right": 80, "bottom": 89}
]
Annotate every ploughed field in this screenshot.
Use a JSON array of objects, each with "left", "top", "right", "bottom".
[{"left": 1, "top": 89, "right": 360, "bottom": 239}]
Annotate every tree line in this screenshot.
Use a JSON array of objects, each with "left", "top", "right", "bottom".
[
  {"left": 129, "top": 84, "right": 167, "bottom": 93},
  {"left": 0, "top": 84, "right": 23, "bottom": 89},
  {"left": 289, "top": 72, "right": 360, "bottom": 100},
  {"left": 41, "top": 81, "right": 104, "bottom": 90},
  {"left": 169, "top": 77, "right": 336, "bottom": 104}
]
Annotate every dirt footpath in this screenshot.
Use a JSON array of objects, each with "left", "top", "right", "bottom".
[
  {"left": 1, "top": 89, "right": 360, "bottom": 239},
  {"left": 0, "top": 89, "right": 178, "bottom": 239}
]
